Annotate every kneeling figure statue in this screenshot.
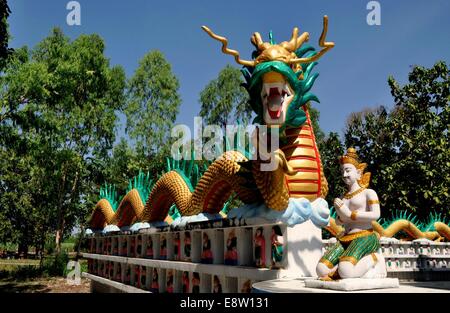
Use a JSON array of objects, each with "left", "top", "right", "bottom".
[{"left": 316, "top": 148, "right": 386, "bottom": 280}]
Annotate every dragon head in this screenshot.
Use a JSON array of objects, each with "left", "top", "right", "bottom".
[{"left": 202, "top": 16, "right": 334, "bottom": 131}]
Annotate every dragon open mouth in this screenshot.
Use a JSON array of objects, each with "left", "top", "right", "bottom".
[
  {"left": 267, "top": 87, "right": 287, "bottom": 119},
  {"left": 261, "top": 82, "right": 292, "bottom": 121}
]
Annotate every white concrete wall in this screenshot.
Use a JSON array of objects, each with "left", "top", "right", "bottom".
[
  {"left": 224, "top": 276, "right": 238, "bottom": 293},
  {"left": 283, "top": 220, "right": 323, "bottom": 277},
  {"left": 158, "top": 268, "right": 166, "bottom": 292},
  {"left": 238, "top": 228, "right": 254, "bottom": 266},
  {"left": 201, "top": 273, "right": 212, "bottom": 292},
  {"left": 191, "top": 231, "right": 202, "bottom": 263},
  {"left": 211, "top": 274, "right": 226, "bottom": 293},
  {"left": 173, "top": 270, "right": 182, "bottom": 293}
]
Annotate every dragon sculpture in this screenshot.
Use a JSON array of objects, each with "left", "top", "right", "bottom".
[
  {"left": 89, "top": 16, "right": 334, "bottom": 230},
  {"left": 88, "top": 16, "right": 450, "bottom": 242}
]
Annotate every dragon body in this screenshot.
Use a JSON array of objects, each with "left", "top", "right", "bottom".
[
  {"left": 283, "top": 112, "right": 328, "bottom": 201},
  {"left": 253, "top": 111, "right": 328, "bottom": 211}
]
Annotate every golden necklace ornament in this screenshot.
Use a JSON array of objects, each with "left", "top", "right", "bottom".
[{"left": 343, "top": 187, "right": 366, "bottom": 199}]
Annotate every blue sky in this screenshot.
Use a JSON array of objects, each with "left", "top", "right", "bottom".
[{"left": 8, "top": 0, "right": 450, "bottom": 139}]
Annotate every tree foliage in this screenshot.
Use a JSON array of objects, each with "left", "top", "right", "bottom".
[
  {"left": 0, "top": 28, "right": 126, "bottom": 253},
  {"left": 104, "top": 138, "right": 142, "bottom": 192},
  {"left": 125, "top": 50, "right": 181, "bottom": 159},
  {"left": 199, "top": 65, "right": 251, "bottom": 127},
  {"left": 344, "top": 61, "right": 449, "bottom": 219}
]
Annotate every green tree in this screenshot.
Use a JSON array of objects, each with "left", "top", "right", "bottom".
[
  {"left": 125, "top": 50, "right": 181, "bottom": 162},
  {"left": 344, "top": 105, "right": 394, "bottom": 200},
  {"left": 104, "top": 138, "right": 142, "bottom": 191},
  {"left": 0, "top": 47, "right": 49, "bottom": 256},
  {"left": 0, "top": 150, "right": 43, "bottom": 256},
  {"left": 386, "top": 61, "right": 449, "bottom": 219},
  {"left": 345, "top": 61, "right": 449, "bottom": 220},
  {"left": 199, "top": 65, "right": 251, "bottom": 127},
  {"left": 0, "top": 28, "right": 126, "bottom": 253}
]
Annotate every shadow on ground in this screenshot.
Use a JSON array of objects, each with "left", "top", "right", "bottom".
[
  {"left": 0, "top": 277, "right": 90, "bottom": 293},
  {"left": 0, "top": 280, "right": 51, "bottom": 293}
]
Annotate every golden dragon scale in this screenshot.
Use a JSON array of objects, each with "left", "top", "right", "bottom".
[
  {"left": 283, "top": 109, "right": 328, "bottom": 201},
  {"left": 251, "top": 108, "right": 328, "bottom": 211},
  {"left": 90, "top": 199, "right": 115, "bottom": 229},
  {"left": 110, "top": 189, "right": 145, "bottom": 227},
  {"left": 89, "top": 189, "right": 144, "bottom": 229}
]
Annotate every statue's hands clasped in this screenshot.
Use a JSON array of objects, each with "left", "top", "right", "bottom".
[
  {"left": 334, "top": 198, "right": 351, "bottom": 221},
  {"left": 334, "top": 197, "right": 344, "bottom": 209}
]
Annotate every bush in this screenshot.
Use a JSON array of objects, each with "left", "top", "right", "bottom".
[
  {"left": 79, "top": 259, "right": 88, "bottom": 274},
  {"left": 43, "top": 251, "right": 69, "bottom": 277},
  {"left": 0, "top": 242, "right": 18, "bottom": 252}
]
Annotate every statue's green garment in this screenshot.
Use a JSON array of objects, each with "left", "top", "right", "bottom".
[{"left": 320, "top": 230, "right": 380, "bottom": 267}]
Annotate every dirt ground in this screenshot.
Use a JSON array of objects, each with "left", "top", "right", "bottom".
[{"left": 0, "top": 277, "right": 90, "bottom": 293}]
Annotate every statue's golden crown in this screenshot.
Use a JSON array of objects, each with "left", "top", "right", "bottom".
[
  {"left": 339, "top": 148, "right": 371, "bottom": 188},
  {"left": 340, "top": 148, "right": 364, "bottom": 169}
]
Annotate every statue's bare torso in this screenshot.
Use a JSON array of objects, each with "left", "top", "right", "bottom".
[{"left": 338, "top": 189, "right": 379, "bottom": 234}]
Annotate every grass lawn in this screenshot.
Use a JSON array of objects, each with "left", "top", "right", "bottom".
[{"left": 0, "top": 259, "right": 40, "bottom": 267}]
